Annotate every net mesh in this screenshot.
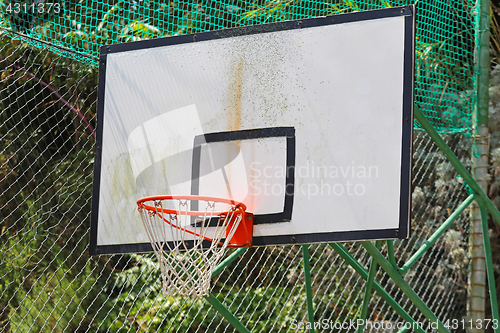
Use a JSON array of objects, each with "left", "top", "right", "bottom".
[
  {"left": 137, "top": 196, "right": 246, "bottom": 298},
  {"left": 0, "top": 0, "right": 477, "bottom": 133}
]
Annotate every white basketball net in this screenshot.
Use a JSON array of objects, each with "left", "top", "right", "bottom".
[{"left": 138, "top": 198, "right": 244, "bottom": 298}]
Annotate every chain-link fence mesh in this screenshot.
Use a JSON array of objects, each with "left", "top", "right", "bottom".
[
  {"left": 0, "top": 33, "right": 477, "bottom": 331},
  {"left": 0, "top": 0, "right": 488, "bottom": 330},
  {"left": 0, "top": 0, "right": 477, "bottom": 133}
]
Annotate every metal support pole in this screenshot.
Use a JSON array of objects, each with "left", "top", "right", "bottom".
[
  {"left": 387, "top": 194, "right": 475, "bottom": 274},
  {"left": 203, "top": 248, "right": 250, "bottom": 333},
  {"left": 205, "top": 294, "right": 252, "bottom": 333},
  {"left": 302, "top": 244, "right": 316, "bottom": 333},
  {"left": 475, "top": 0, "right": 491, "bottom": 127},
  {"left": 357, "top": 240, "right": 382, "bottom": 333},
  {"left": 330, "top": 243, "right": 427, "bottom": 333},
  {"left": 212, "top": 248, "right": 248, "bottom": 277},
  {"left": 397, "top": 327, "right": 412, "bottom": 333},
  {"left": 360, "top": 241, "right": 450, "bottom": 333},
  {"left": 477, "top": 198, "right": 500, "bottom": 331},
  {"left": 470, "top": 0, "right": 491, "bottom": 323}
]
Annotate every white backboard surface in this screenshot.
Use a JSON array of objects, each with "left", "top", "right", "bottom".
[{"left": 90, "top": 6, "right": 414, "bottom": 255}]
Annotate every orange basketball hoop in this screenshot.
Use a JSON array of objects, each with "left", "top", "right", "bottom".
[{"left": 137, "top": 195, "right": 253, "bottom": 297}]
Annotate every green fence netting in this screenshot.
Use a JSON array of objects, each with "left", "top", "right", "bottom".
[{"left": 0, "top": 0, "right": 477, "bottom": 133}]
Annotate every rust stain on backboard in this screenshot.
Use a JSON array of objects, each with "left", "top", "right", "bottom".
[
  {"left": 228, "top": 59, "right": 243, "bottom": 133},
  {"left": 225, "top": 59, "right": 244, "bottom": 201}
]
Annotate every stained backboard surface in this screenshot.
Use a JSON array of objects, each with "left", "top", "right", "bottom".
[{"left": 90, "top": 6, "right": 415, "bottom": 255}]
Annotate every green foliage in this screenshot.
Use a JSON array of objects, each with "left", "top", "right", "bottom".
[
  {"left": 0, "top": 149, "right": 103, "bottom": 332},
  {"left": 0, "top": 36, "right": 101, "bottom": 331},
  {"left": 8, "top": 253, "right": 97, "bottom": 332},
  {"left": 96, "top": 256, "right": 307, "bottom": 332},
  {"left": 92, "top": 246, "right": 366, "bottom": 332}
]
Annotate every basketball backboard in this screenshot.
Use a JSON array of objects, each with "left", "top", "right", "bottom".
[{"left": 90, "top": 6, "right": 415, "bottom": 255}]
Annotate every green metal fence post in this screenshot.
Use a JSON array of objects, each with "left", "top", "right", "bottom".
[
  {"left": 397, "top": 327, "right": 412, "bottom": 333},
  {"left": 360, "top": 241, "right": 450, "bottom": 333},
  {"left": 386, "top": 239, "right": 404, "bottom": 274},
  {"left": 387, "top": 194, "right": 476, "bottom": 274},
  {"left": 212, "top": 248, "right": 248, "bottom": 277},
  {"left": 330, "top": 243, "right": 427, "bottom": 333},
  {"left": 357, "top": 240, "right": 382, "bottom": 333},
  {"left": 205, "top": 294, "right": 252, "bottom": 333},
  {"left": 477, "top": 197, "right": 500, "bottom": 331},
  {"left": 202, "top": 248, "right": 251, "bottom": 333},
  {"left": 302, "top": 244, "right": 316, "bottom": 333}
]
